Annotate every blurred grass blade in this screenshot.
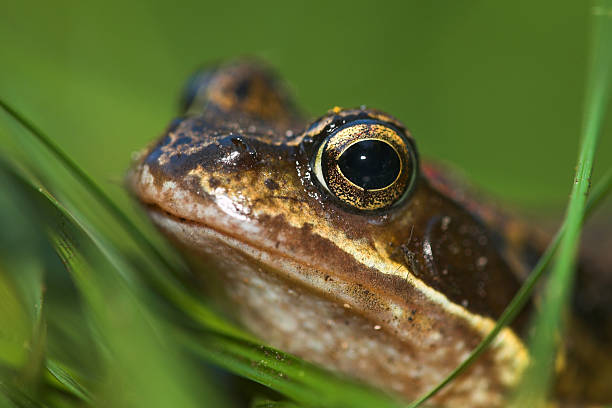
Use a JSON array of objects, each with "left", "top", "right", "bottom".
[
  {"left": 0, "top": 204, "right": 47, "bottom": 404},
  {"left": 0, "top": 382, "right": 48, "bottom": 408},
  {"left": 18, "top": 288, "right": 45, "bottom": 393},
  {"left": 0, "top": 98, "right": 184, "bottom": 276},
  {"left": 0, "top": 266, "right": 31, "bottom": 369},
  {"left": 3, "top": 163, "right": 228, "bottom": 408},
  {"left": 513, "top": 1, "right": 612, "bottom": 405},
  {"left": 0, "top": 99, "right": 248, "bottom": 342}
]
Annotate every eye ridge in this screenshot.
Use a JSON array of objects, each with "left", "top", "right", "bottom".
[{"left": 312, "top": 118, "right": 419, "bottom": 212}]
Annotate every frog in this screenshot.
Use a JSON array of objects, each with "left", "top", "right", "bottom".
[{"left": 128, "top": 60, "right": 612, "bottom": 407}]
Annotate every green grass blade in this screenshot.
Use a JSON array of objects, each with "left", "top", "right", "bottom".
[
  {"left": 0, "top": 382, "right": 49, "bottom": 408},
  {"left": 3, "top": 163, "right": 229, "bottom": 408},
  {"left": 0, "top": 266, "right": 31, "bottom": 370},
  {"left": 0, "top": 392, "right": 20, "bottom": 408},
  {"left": 45, "top": 360, "right": 92, "bottom": 404},
  {"left": 0, "top": 102, "right": 249, "bottom": 341},
  {"left": 0, "top": 99, "right": 185, "bottom": 277},
  {"left": 512, "top": 1, "right": 612, "bottom": 405}
]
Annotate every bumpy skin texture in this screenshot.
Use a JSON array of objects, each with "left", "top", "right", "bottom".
[{"left": 129, "top": 61, "right": 612, "bottom": 406}]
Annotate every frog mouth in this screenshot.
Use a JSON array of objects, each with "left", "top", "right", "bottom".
[
  {"left": 142, "top": 202, "right": 374, "bottom": 314},
  {"left": 145, "top": 203, "right": 264, "bottom": 252},
  {"left": 141, "top": 198, "right": 405, "bottom": 312},
  {"left": 143, "top": 202, "right": 322, "bottom": 284}
]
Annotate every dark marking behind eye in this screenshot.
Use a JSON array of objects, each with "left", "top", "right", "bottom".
[
  {"left": 395, "top": 186, "right": 529, "bottom": 331},
  {"left": 338, "top": 140, "right": 400, "bottom": 190}
]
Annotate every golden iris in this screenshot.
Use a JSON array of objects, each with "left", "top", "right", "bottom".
[{"left": 313, "top": 120, "right": 418, "bottom": 211}]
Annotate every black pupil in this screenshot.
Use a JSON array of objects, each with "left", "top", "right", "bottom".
[{"left": 337, "top": 140, "right": 401, "bottom": 189}]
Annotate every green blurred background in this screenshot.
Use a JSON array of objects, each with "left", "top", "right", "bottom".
[
  {"left": 1, "top": 0, "right": 610, "bottom": 213},
  {"left": 0, "top": 2, "right": 611, "bottom": 406}
]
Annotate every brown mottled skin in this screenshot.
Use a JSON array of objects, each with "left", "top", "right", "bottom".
[{"left": 129, "top": 61, "right": 612, "bottom": 406}]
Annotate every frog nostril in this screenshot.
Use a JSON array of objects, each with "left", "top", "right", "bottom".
[
  {"left": 264, "top": 179, "right": 280, "bottom": 190},
  {"left": 213, "top": 135, "right": 260, "bottom": 169},
  {"left": 231, "top": 136, "right": 248, "bottom": 150},
  {"left": 229, "top": 136, "right": 257, "bottom": 156}
]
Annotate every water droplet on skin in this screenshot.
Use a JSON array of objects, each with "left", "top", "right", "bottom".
[
  {"left": 441, "top": 216, "right": 451, "bottom": 231},
  {"left": 477, "top": 256, "right": 488, "bottom": 270}
]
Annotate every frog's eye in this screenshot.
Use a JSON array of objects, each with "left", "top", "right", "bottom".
[{"left": 312, "top": 119, "right": 418, "bottom": 212}]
